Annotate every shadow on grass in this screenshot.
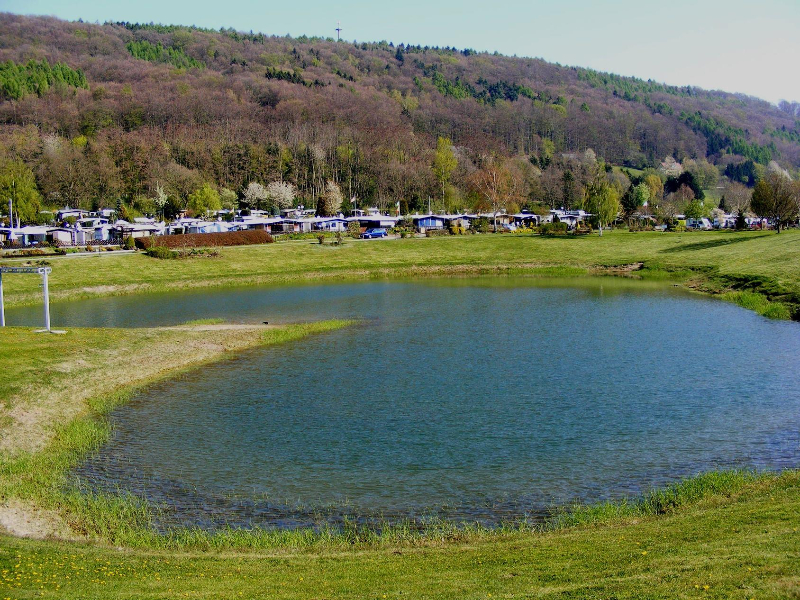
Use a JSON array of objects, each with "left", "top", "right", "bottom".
[{"left": 660, "top": 233, "right": 771, "bottom": 254}]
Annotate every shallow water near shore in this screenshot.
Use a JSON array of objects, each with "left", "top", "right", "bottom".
[{"left": 46, "top": 277, "right": 800, "bottom": 530}]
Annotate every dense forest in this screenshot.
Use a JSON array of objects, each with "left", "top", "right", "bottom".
[{"left": 1, "top": 13, "right": 799, "bottom": 223}]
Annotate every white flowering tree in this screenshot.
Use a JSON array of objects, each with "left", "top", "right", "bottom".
[
  {"left": 152, "top": 182, "right": 168, "bottom": 219},
  {"left": 320, "top": 180, "right": 343, "bottom": 216},
  {"left": 266, "top": 181, "right": 296, "bottom": 213},
  {"left": 243, "top": 182, "right": 267, "bottom": 210}
]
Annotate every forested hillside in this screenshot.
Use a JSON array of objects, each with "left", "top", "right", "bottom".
[{"left": 1, "top": 13, "right": 799, "bottom": 221}]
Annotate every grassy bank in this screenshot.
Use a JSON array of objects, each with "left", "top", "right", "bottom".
[
  {"left": 0, "top": 470, "right": 797, "bottom": 598},
  {"left": 0, "top": 321, "right": 353, "bottom": 541},
  {"left": 2, "top": 230, "right": 799, "bottom": 318}
]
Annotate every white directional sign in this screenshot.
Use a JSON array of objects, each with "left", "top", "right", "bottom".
[{"left": 1, "top": 266, "right": 52, "bottom": 274}]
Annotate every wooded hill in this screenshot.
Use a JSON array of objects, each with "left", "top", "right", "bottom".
[{"left": 1, "top": 12, "right": 799, "bottom": 218}]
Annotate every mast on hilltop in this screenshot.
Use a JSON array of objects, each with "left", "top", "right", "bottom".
[{"left": 336, "top": 21, "right": 342, "bottom": 41}]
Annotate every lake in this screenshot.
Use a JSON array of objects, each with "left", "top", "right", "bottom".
[{"left": 12, "top": 278, "right": 800, "bottom": 530}]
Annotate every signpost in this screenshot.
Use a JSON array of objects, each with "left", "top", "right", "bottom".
[{"left": 0, "top": 266, "right": 62, "bottom": 333}]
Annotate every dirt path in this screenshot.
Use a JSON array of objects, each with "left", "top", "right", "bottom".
[
  {"left": 167, "top": 323, "right": 276, "bottom": 332},
  {"left": 0, "top": 499, "right": 78, "bottom": 540}
]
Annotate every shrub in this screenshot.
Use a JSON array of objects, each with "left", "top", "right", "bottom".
[
  {"left": 539, "top": 222, "right": 569, "bottom": 236},
  {"left": 347, "top": 221, "right": 361, "bottom": 238},
  {"left": 285, "top": 232, "right": 332, "bottom": 241},
  {"left": 425, "top": 228, "right": 449, "bottom": 237},
  {"left": 145, "top": 246, "right": 177, "bottom": 259},
  {"left": 145, "top": 246, "right": 221, "bottom": 259},
  {"left": 20, "top": 248, "right": 47, "bottom": 256},
  {"left": 472, "top": 217, "right": 490, "bottom": 233},
  {"left": 135, "top": 230, "right": 274, "bottom": 250},
  {"left": 176, "top": 247, "right": 220, "bottom": 259},
  {"left": 122, "top": 237, "right": 136, "bottom": 250}
]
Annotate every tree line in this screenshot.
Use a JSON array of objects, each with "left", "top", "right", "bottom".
[
  {"left": 3, "top": 127, "right": 797, "bottom": 232},
  {"left": 0, "top": 13, "right": 799, "bottom": 229}
]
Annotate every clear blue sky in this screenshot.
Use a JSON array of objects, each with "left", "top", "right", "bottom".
[{"left": 4, "top": 0, "right": 799, "bottom": 104}]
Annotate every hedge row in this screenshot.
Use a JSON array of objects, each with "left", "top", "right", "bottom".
[{"left": 135, "top": 230, "right": 274, "bottom": 249}]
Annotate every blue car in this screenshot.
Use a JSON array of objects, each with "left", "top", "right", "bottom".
[{"left": 361, "top": 228, "right": 388, "bottom": 239}]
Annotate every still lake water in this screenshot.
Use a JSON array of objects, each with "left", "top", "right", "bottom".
[{"left": 12, "top": 278, "right": 800, "bottom": 529}]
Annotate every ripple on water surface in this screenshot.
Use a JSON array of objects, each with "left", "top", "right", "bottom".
[{"left": 71, "top": 279, "right": 800, "bottom": 530}]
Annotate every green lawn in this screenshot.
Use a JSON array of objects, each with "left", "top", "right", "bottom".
[
  {"left": 2, "top": 231, "right": 800, "bottom": 312},
  {"left": 1, "top": 471, "right": 798, "bottom": 599}
]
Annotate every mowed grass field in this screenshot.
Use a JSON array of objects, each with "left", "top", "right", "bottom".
[
  {"left": 2, "top": 230, "right": 799, "bottom": 307},
  {"left": 0, "top": 472, "right": 798, "bottom": 599}
]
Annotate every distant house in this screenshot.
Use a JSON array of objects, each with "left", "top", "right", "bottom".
[
  {"left": 480, "top": 212, "right": 514, "bottom": 226},
  {"left": 551, "top": 210, "right": 591, "bottom": 229},
  {"left": 186, "top": 221, "right": 235, "bottom": 234},
  {"left": 283, "top": 218, "right": 312, "bottom": 233},
  {"left": 437, "top": 214, "right": 472, "bottom": 229},
  {"left": 56, "top": 207, "right": 89, "bottom": 222},
  {"left": 311, "top": 217, "right": 349, "bottom": 232},
  {"left": 659, "top": 156, "right": 683, "bottom": 178},
  {"left": 94, "top": 224, "right": 116, "bottom": 242},
  {"left": 78, "top": 217, "right": 110, "bottom": 229},
  {"left": 235, "top": 216, "right": 284, "bottom": 233},
  {"left": 114, "top": 220, "right": 163, "bottom": 240},
  {"left": 72, "top": 218, "right": 111, "bottom": 244},
  {"left": 280, "top": 208, "right": 314, "bottom": 219},
  {"left": 1, "top": 226, "right": 50, "bottom": 246},
  {"left": 349, "top": 215, "right": 401, "bottom": 229},
  {"left": 165, "top": 218, "right": 230, "bottom": 235},
  {"left": 48, "top": 226, "right": 88, "bottom": 246},
  {"left": 513, "top": 212, "right": 543, "bottom": 227},
  {"left": 461, "top": 212, "right": 514, "bottom": 230},
  {"left": 410, "top": 214, "right": 445, "bottom": 231}
]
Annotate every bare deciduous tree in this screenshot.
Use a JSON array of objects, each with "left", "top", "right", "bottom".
[
  {"left": 750, "top": 174, "right": 799, "bottom": 233},
  {"left": 469, "top": 157, "right": 521, "bottom": 230}
]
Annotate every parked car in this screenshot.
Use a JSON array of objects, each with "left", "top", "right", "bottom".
[{"left": 362, "top": 228, "right": 388, "bottom": 239}]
